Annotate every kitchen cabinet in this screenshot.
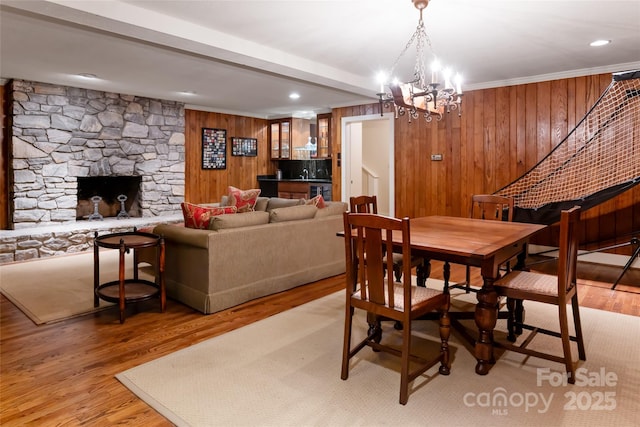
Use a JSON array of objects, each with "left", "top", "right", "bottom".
[
  {"left": 270, "top": 119, "right": 291, "bottom": 159},
  {"left": 314, "top": 113, "right": 331, "bottom": 159},
  {"left": 270, "top": 118, "right": 313, "bottom": 160},
  {"left": 277, "top": 181, "right": 310, "bottom": 199}
]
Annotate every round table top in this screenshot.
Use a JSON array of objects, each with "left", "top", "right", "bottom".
[{"left": 94, "top": 231, "right": 161, "bottom": 249}]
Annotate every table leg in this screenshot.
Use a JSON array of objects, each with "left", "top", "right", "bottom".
[
  {"left": 417, "top": 259, "right": 430, "bottom": 287},
  {"left": 442, "top": 261, "right": 450, "bottom": 291},
  {"left": 93, "top": 232, "right": 99, "bottom": 307},
  {"left": 158, "top": 238, "right": 166, "bottom": 312},
  {"left": 475, "top": 276, "right": 498, "bottom": 375},
  {"left": 133, "top": 245, "right": 139, "bottom": 281},
  {"left": 118, "top": 241, "right": 126, "bottom": 324}
]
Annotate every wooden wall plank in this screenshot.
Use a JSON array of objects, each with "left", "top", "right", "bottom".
[{"left": 495, "top": 86, "right": 510, "bottom": 190}]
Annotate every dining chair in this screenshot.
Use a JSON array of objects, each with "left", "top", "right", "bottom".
[
  {"left": 349, "top": 195, "right": 427, "bottom": 286},
  {"left": 493, "top": 206, "right": 586, "bottom": 383},
  {"left": 341, "top": 212, "right": 451, "bottom": 405},
  {"left": 447, "top": 194, "right": 515, "bottom": 293}
]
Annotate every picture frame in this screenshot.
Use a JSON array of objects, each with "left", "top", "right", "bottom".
[
  {"left": 231, "top": 137, "right": 258, "bottom": 157},
  {"left": 202, "top": 128, "right": 226, "bottom": 169}
]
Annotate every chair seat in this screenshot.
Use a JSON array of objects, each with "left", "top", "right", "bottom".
[
  {"left": 494, "top": 270, "right": 559, "bottom": 298},
  {"left": 353, "top": 281, "right": 443, "bottom": 310}
]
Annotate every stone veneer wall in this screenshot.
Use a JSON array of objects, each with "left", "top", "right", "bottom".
[{"left": 9, "top": 80, "right": 185, "bottom": 229}]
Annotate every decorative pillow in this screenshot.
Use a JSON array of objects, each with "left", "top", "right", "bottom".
[
  {"left": 227, "top": 186, "right": 261, "bottom": 213},
  {"left": 269, "top": 205, "right": 318, "bottom": 223},
  {"left": 305, "top": 194, "right": 326, "bottom": 209},
  {"left": 210, "top": 210, "right": 270, "bottom": 230},
  {"left": 181, "top": 202, "right": 237, "bottom": 229}
]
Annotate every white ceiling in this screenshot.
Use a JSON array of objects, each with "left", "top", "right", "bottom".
[{"left": 1, "top": 0, "right": 639, "bottom": 119}]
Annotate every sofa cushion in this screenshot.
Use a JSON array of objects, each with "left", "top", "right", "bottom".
[
  {"left": 254, "top": 197, "right": 269, "bottom": 212},
  {"left": 181, "top": 202, "right": 237, "bottom": 229},
  {"left": 210, "top": 210, "right": 270, "bottom": 230},
  {"left": 269, "top": 204, "right": 318, "bottom": 223},
  {"left": 315, "top": 201, "right": 348, "bottom": 218},
  {"left": 305, "top": 194, "right": 326, "bottom": 209},
  {"left": 227, "top": 186, "right": 261, "bottom": 212},
  {"left": 266, "top": 197, "right": 304, "bottom": 211}
]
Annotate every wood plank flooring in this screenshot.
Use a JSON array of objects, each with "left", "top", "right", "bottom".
[{"left": 1, "top": 260, "right": 638, "bottom": 426}]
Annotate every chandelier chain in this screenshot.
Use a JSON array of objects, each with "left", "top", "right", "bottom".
[{"left": 388, "top": 14, "right": 435, "bottom": 87}]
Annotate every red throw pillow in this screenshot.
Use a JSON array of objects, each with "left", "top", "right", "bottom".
[
  {"left": 227, "top": 186, "right": 261, "bottom": 213},
  {"left": 181, "top": 202, "right": 237, "bottom": 229},
  {"left": 305, "top": 194, "right": 326, "bottom": 209}
]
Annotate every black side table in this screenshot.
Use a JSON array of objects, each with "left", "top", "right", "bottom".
[{"left": 93, "top": 230, "right": 165, "bottom": 323}]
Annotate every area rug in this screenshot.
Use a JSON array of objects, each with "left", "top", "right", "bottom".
[
  {"left": 116, "top": 287, "right": 639, "bottom": 427},
  {"left": 0, "top": 250, "right": 151, "bottom": 324}
]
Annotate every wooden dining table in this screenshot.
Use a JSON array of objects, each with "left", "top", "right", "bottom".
[{"left": 342, "top": 214, "right": 546, "bottom": 375}]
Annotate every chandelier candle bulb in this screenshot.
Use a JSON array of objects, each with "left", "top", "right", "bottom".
[
  {"left": 455, "top": 74, "right": 463, "bottom": 94},
  {"left": 444, "top": 69, "right": 452, "bottom": 89},
  {"left": 431, "top": 60, "right": 440, "bottom": 84}
]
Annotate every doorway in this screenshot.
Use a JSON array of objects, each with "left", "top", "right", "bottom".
[{"left": 341, "top": 113, "right": 394, "bottom": 216}]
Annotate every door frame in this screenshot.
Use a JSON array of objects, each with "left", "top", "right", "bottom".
[{"left": 340, "top": 112, "right": 395, "bottom": 215}]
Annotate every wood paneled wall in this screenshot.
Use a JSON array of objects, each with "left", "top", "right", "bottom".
[
  {"left": 184, "top": 110, "right": 272, "bottom": 204},
  {"left": 331, "top": 73, "right": 639, "bottom": 254}
]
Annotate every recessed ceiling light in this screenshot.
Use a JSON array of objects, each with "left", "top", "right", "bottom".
[
  {"left": 590, "top": 39, "right": 611, "bottom": 47},
  {"left": 77, "top": 73, "right": 98, "bottom": 79},
  {"left": 180, "top": 90, "right": 197, "bottom": 95},
  {"left": 289, "top": 93, "right": 300, "bottom": 100}
]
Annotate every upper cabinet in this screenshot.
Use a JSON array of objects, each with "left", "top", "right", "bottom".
[
  {"left": 270, "top": 119, "right": 291, "bottom": 159},
  {"left": 315, "top": 113, "right": 331, "bottom": 159},
  {"left": 290, "top": 118, "right": 311, "bottom": 159},
  {"left": 269, "top": 117, "right": 311, "bottom": 160},
  {"left": 269, "top": 114, "right": 332, "bottom": 160}
]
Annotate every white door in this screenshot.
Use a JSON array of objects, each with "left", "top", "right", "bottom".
[{"left": 346, "top": 122, "right": 363, "bottom": 199}]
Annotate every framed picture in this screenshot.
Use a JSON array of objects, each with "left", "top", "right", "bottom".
[
  {"left": 202, "top": 128, "right": 226, "bottom": 169},
  {"left": 231, "top": 137, "right": 258, "bottom": 157}
]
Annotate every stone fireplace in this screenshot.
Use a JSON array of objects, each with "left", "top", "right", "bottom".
[{"left": 8, "top": 80, "right": 186, "bottom": 230}]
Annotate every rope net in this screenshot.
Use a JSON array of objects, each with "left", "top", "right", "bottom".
[{"left": 495, "top": 70, "right": 640, "bottom": 225}]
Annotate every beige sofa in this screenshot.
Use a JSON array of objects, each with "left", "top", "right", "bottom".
[{"left": 143, "top": 198, "right": 348, "bottom": 314}]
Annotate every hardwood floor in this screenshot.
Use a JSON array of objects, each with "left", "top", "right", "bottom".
[{"left": 1, "top": 260, "right": 638, "bottom": 426}]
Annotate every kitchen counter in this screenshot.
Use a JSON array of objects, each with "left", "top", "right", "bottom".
[{"left": 257, "top": 177, "right": 332, "bottom": 183}]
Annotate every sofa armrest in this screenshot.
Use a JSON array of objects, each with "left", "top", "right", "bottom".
[{"left": 153, "top": 224, "right": 212, "bottom": 249}]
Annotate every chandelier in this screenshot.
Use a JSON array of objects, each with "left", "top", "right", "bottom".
[{"left": 377, "top": 0, "right": 462, "bottom": 122}]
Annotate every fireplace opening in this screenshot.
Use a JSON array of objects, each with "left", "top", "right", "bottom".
[{"left": 76, "top": 176, "right": 142, "bottom": 220}]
